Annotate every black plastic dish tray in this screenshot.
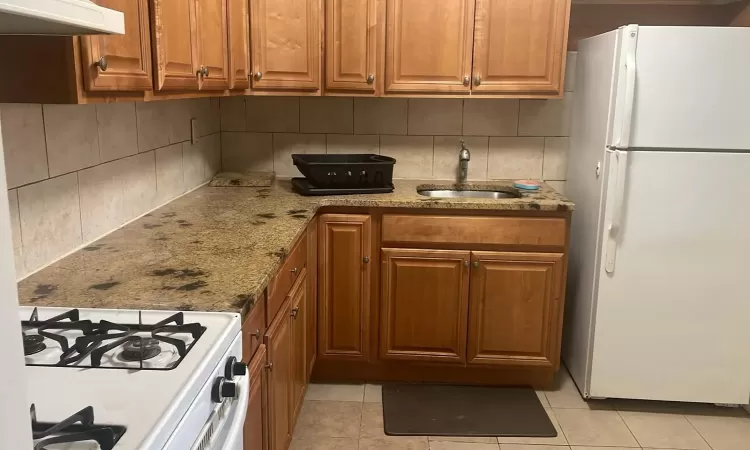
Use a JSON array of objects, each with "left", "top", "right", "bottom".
[
  {"left": 292, "top": 153, "right": 396, "bottom": 188},
  {"left": 292, "top": 178, "right": 394, "bottom": 196}
]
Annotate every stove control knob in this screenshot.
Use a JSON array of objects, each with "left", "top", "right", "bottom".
[
  {"left": 212, "top": 377, "right": 238, "bottom": 402},
  {"left": 224, "top": 356, "right": 247, "bottom": 380}
]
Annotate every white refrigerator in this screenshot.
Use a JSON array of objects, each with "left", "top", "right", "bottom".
[{"left": 564, "top": 25, "right": 750, "bottom": 405}]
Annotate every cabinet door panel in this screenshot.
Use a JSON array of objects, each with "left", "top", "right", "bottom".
[
  {"left": 290, "top": 271, "right": 307, "bottom": 424},
  {"left": 250, "top": 0, "right": 322, "bottom": 90},
  {"left": 264, "top": 301, "right": 292, "bottom": 450},
  {"left": 196, "top": 0, "right": 230, "bottom": 89},
  {"left": 385, "top": 0, "right": 474, "bottom": 93},
  {"left": 380, "top": 249, "right": 470, "bottom": 363},
  {"left": 151, "top": 0, "right": 200, "bottom": 90},
  {"left": 318, "top": 214, "right": 371, "bottom": 361},
  {"left": 472, "top": 0, "right": 570, "bottom": 94},
  {"left": 244, "top": 344, "right": 268, "bottom": 450},
  {"left": 325, "top": 0, "right": 380, "bottom": 93},
  {"left": 468, "top": 252, "right": 563, "bottom": 367},
  {"left": 228, "top": 0, "right": 250, "bottom": 89},
  {"left": 81, "top": 0, "right": 152, "bottom": 91}
]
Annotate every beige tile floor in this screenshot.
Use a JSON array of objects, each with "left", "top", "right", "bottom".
[{"left": 289, "top": 367, "right": 750, "bottom": 450}]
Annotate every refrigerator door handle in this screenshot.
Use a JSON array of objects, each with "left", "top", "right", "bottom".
[
  {"left": 610, "top": 25, "right": 638, "bottom": 150},
  {"left": 605, "top": 150, "right": 628, "bottom": 274}
]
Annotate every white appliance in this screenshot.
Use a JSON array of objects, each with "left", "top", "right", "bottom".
[
  {"left": 564, "top": 25, "right": 750, "bottom": 405},
  {"left": 0, "top": 0, "right": 124, "bottom": 35},
  {"left": 20, "top": 306, "right": 248, "bottom": 449}
]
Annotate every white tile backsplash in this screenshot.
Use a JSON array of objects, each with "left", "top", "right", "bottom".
[
  {"left": 221, "top": 131, "right": 274, "bottom": 173},
  {"left": 2, "top": 98, "right": 220, "bottom": 279},
  {"left": 408, "top": 99, "right": 463, "bottom": 136},
  {"left": 0, "top": 104, "right": 49, "bottom": 189},
  {"left": 246, "top": 97, "right": 299, "bottom": 133},
  {"left": 354, "top": 98, "right": 408, "bottom": 135},
  {"left": 518, "top": 95, "right": 574, "bottom": 137},
  {"left": 220, "top": 96, "right": 246, "bottom": 132},
  {"left": 273, "top": 133, "right": 326, "bottom": 178},
  {"left": 380, "top": 135, "right": 434, "bottom": 179},
  {"left": 96, "top": 102, "right": 139, "bottom": 163},
  {"left": 300, "top": 97, "right": 353, "bottom": 134},
  {"left": 434, "top": 136, "right": 489, "bottom": 181},
  {"left": 543, "top": 137, "right": 569, "bottom": 180},
  {"left": 44, "top": 104, "right": 100, "bottom": 177},
  {"left": 488, "top": 137, "right": 545, "bottom": 180},
  {"left": 462, "top": 99, "right": 519, "bottom": 136},
  {"left": 326, "top": 134, "right": 378, "bottom": 155}
]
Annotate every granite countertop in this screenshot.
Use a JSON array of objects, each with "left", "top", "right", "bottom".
[{"left": 17, "top": 180, "right": 573, "bottom": 317}]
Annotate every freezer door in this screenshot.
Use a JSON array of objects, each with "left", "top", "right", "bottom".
[
  {"left": 619, "top": 27, "right": 750, "bottom": 151},
  {"left": 590, "top": 150, "right": 750, "bottom": 403}
]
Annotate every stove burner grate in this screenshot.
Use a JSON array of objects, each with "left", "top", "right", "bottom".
[
  {"left": 120, "top": 337, "right": 162, "bottom": 361},
  {"left": 30, "top": 404, "right": 126, "bottom": 450},
  {"left": 23, "top": 333, "right": 46, "bottom": 356}
]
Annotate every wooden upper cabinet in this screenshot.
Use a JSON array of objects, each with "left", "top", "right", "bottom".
[
  {"left": 325, "top": 0, "right": 382, "bottom": 94},
  {"left": 385, "top": 0, "right": 475, "bottom": 93},
  {"left": 318, "top": 214, "right": 371, "bottom": 361},
  {"left": 81, "top": 0, "right": 152, "bottom": 92},
  {"left": 380, "top": 249, "right": 470, "bottom": 364},
  {"left": 249, "top": 0, "right": 322, "bottom": 91},
  {"left": 228, "top": 0, "right": 251, "bottom": 89},
  {"left": 195, "top": 0, "right": 230, "bottom": 90},
  {"left": 151, "top": 0, "right": 200, "bottom": 90},
  {"left": 467, "top": 252, "right": 564, "bottom": 368},
  {"left": 472, "top": 0, "right": 571, "bottom": 94}
]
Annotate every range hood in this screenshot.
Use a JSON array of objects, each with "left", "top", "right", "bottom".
[{"left": 0, "top": 0, "right": 124, "bottom": 35}]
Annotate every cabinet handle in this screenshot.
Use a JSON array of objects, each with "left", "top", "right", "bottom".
[
  {"left": 291, "top": 307, "right": 299, "bottom": 319},
  {"left": 265, "top": 362, "right": 273, "bottom": 371},
  {"left": 250, "top": 329, "right": 261, "bottom": 340},
  {"left": 290, "top": 267, "right": 298, "bottom": 275},
  {"left": 196, "top": 66, "right": 204, "bottom": 77},
  {"left": 363, "top": 256, "right": 370, "bottom": 264},
  {"left": 94, "top": 56, "right": 108, "bottom": 72},
  {"left": 462, "top": 76, "right": 470, "bottom": 86},
  {"left": 473, "top": 261, "right": 479, "bottom": 269},
  {"left": 254, "top": 71, "right": 263, "bottom": 81},
  {"left": 366, "top": 74, "right": 375, "bottom": 84},
  {"left": 203, "top": 67, "right": 210, "bottom": 76},
  {"left": 463, "top": 260, "right": 469, "bottom": 268},
  {"left": 473, "top": 75, "right": 482, "bottom": 86}
]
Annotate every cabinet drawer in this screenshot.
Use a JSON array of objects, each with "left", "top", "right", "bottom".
[
  {"left": 241, "top": 293, "right": 266, "bottom": 364},
  {"left": 382, "top": 214, "right": 566, "bottom": 247},
  {"left": 267, "top": 234, "right": 307, "bottom": 324}
]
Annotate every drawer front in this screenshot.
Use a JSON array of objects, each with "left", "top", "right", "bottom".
[
  {"left": 241, "top": 293, "right": 266, "bottom": 363},
  {"left": 267, "top": 234, "right": 308, "bottom": 323},
  {"left": 382, "top": 214, "right": 566, "bottom": 247}
]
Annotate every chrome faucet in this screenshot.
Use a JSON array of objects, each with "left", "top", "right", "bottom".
[{"left": 458, "top": 140, "right": 471, "bottom": 183}]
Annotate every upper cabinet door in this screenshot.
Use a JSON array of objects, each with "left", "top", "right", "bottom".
[
  {"left": 228, "top": 0, "right": 250, "bottom": 89},
  {"left": 472, "top": 0, "right": 571, "bottom": 95},
  {"left": 249, "top": 0, "right": 322, "bottom": 91},
  {"left": 467, "top": 252, "right": 564, "bottom": 368},
  {"left": 325, "top": 0, "right": 382, "bottom": 94},
  {"left": 384, "top": 0, "right": 475, "bottom": 94},
  {"left": 81, "top": 0, "right": 152, "bottom": 92},
  {"left": 151, "top": 0, "right": 200, "bottom": 90},
  {"left": 195, "top": 0, "right": 230, "bottom": 90}
]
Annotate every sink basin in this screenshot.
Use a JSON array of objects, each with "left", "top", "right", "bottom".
[{"left": 417, "top": 189, "right": 520, "bottom": 199}]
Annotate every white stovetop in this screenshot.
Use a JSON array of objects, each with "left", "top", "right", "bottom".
[{"left": 20, "top": 306, "right": 241, "bottom": 449}]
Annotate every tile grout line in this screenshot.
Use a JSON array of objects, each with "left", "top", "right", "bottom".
[
  {"left": 684, "top": 415, "right": 717, "bottom": 450},
  {"left": 614, "top": 409, "right": 644, "bottom": 449}
]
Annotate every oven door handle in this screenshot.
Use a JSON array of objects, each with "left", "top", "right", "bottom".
[{"left": 218, "top": 374, "right": 250, "bottom": 450}]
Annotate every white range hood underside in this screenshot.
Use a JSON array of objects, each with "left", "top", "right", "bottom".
[{"left": 0, "top": 0, "right": 124, "bottom": 35}]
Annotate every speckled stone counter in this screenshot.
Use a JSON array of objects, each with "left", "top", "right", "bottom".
[{"left": 17, "top": 180, "right": 572, "bottom": 317}]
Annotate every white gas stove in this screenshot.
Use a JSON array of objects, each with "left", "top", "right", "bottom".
[{"left": 19, "top": 306, "right": 247, "bottom": 450}]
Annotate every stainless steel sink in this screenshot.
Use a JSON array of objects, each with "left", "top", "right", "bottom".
[{"left": 417, "top": 189, "right": 520, "bottom": 199}]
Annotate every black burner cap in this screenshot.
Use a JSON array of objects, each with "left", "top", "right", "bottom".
[{"left": 23, "top": 334, "right": 46, "bottom": 356}]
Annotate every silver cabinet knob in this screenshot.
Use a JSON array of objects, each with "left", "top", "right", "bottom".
[
  {"left": 473, "top": 261, "right": 479, "bottom": 268},
  {"left": 197, "top": 66, "right": 204, "bottom": 77},
  {"left": 251, "top": 329, "right": 261, "bottom": 340},
  {"left": 290, "top": 267, "right": 298, "bottom": 274},
  {"left": 363, "top": 256, "right": 370, "bottom": 264},
  {"left": 254, "top": 71, "right": 263, "bottom": 81},
  {"left": 474, "top": 75, "right": 482, "bottom": 86},
  {"left": 94, "top": 56, "right": 108, "bottom": 72},
  {"left": 463, "top": 260, "right": 469, "bottom": 268},
  {"left": 265, "top": 362, "right": 273, "bottom": 371},
  {"left": 203, "top": 67, "right": 210, "bottom": 76},
  {"left": 291, "top": 307, "right": 299, "bottom": 319},
  {"left": 463, "top": 76, "right": 470, "bottom": 86},
  {"left": 366, "top": 74, "right": 375, "bottom": 84}
]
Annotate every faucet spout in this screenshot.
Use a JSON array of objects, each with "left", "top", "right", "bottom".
[{"left": 458, "top": 140, "right": 471, "bottom": 183}]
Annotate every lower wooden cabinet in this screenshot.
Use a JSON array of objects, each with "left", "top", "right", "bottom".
[
  {"left": 290, "top": 270, "right": 308, "bottom": 422},
  {"left": 380, "top": 249, "right": 470, "bottom": 364},
  {"left": 264, "top": 300, "right": 293, "bottom": 450},
  {"left": 245, "top": 344, "right": 268, "bottom": 450},
  {"left": 467, "top": 252, "right": 564, "bottom": 368},
  {"left": 318, "top": 214, "right": 372, "bottom": 361}
]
